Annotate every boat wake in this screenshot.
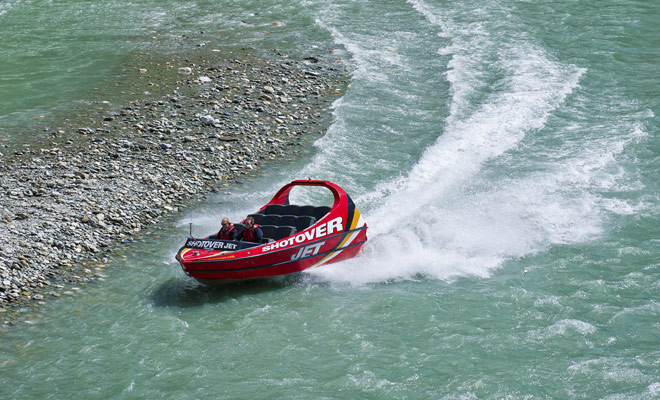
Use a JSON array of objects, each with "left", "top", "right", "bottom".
[{"left": 304, "top": 0, "right": 643, "bottom": 285}]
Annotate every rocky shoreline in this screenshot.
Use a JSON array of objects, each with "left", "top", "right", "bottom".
[{"left": 0, "top": 47, "right": 348, "bottom": 321}]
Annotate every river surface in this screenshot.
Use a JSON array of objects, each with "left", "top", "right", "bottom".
[{"left": 2, "top": 0, "right": 660, "bottom": 398}]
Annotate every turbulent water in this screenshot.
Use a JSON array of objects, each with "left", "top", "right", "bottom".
[{"left": 2, "top": 0, "right": 660, "bottom": 398}]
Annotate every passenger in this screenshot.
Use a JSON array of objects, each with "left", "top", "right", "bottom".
[
  {"left": 238, "top": 216, "right": 263, "bottom": 243},
  {"left": 216, "top": 217, "right": 237, "bottom": 240}
]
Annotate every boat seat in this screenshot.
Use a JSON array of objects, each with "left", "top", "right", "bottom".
[
  {"left": 261, "top": 214, "right": 281, "bottom": 226},
  {"left": 233, "top": 223, "right": 245, "bottom": 237},
  {"left": 281, "top": 205, "right": 300, "bottom": 216},
  {"left": 279, "top": 215, "right": 298, "bottom": 228},
  {"left": 297, "top": 205, "right": 316, "bottom": 217},
  {"left": 295, "top": 216, "right": 316, "bottom": 232},
  {"left": 247, "top": 214, "right": 264, "bottom": 225},
  {"left": 259, "top": 225, "right": 277, "bottom": 240},
  {"left": 314, "top": 206, "right": 331, "bottom": 220},
  {"left": 260, "top": 204, "right": 284, "bottom": 215},
  {"left": 275, "top": 226, "right": 296, "bottom": 240}
]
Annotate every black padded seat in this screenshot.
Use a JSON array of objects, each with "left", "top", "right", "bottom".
[
  {"left": 298, "top": 205, "right": 315, "bottom": 217},
  {"left": 261, "top": 215, "right": 281, "bottom": 226},
  {"left": 259, "top": 204, "right": 284, "bottom": 215},
  {"left": 281, "top": 205, "right": 300, "bottom": 216},
  {"left": 247, "top": 214, "right": 264, "bottom": 225},
  {"left": 275, "top": 226, "right": 296, "bottom": 240},
  {"left": 314, "top": 206, "right": 331, "bottom": 220},
  {"left": 233, "top": 223, "right": 245, "bottom": 238},
  {"left": 279, "top": 215, "right": 298, "bottom": 228},
  {"left": 259, "top": 225, "right": 277, "bottom": 240},
  {"left": 295, "top": 216, "right": 316, "bottom": 232}
]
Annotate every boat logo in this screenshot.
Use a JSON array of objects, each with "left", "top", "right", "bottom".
[
  {"left": 185, "top": 239, "right": 238, "bottom": 250},
  {"left": 291, "top": 241, "right": 325, "bottom": 261}
]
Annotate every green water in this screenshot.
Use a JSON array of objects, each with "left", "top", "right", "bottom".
[{"left": 2, "top": 0, "right": 660, "bottom": 398}]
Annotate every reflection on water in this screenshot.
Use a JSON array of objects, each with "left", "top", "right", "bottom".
[{"left": 151, "top": 274, "right": 306, "bottom": 309}]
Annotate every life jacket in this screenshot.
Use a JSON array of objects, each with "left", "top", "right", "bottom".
[
  {"left": 242, "top": 224, "right": 260, "bottom": 242},
  {"left": 218, "top": 223, "right": 235, "bottom": 240}
]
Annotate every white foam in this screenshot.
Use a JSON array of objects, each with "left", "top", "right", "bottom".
[
  {"left": 648, "top": 383, "right": 660, "bottom": 396},
  {"left": 307, "top": 1, "right": 614, "bottom": 285},
  {"left": 344, "top": 44, "right": 586, "bottom": 278},
  {"left": 316, "top": 22, "right": 407, "bottom": 84},
  {"left": 0, "top": 0, "right": 20, "bottom": 18},
  {"left": 529, "top": 319, "right": 597, "bottom": 340}
]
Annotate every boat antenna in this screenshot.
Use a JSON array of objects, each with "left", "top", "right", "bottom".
[{"left": 189, "top": 222, "right": 194, "bottom": 239}]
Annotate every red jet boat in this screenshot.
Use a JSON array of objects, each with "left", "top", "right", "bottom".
[{"left": 175, "top": 180, "right": 368, "bottom": 283}]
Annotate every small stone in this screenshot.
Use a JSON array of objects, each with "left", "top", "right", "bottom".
[
  {"left": 200, "top": 115, "right": 216, "bottom": 126},
  {"left": 15, "top": 213, "right": 28, "bottom": 220},
  {"left": 178, "top": 67, "right": 192, "bottom": 75},
  {"left": 138, "top": 68, "right": 147, "bottom": 73}
]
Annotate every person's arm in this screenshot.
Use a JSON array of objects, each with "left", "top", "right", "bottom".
[
  {"left": 230, "top": 228, "right": 237, "bottom": 240},
  {"left": 255, "top": 227, "right": 263, "bottom": 242}
]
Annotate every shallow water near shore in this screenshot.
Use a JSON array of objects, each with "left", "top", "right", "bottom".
[{"left": 3, "top": 0, "right": 660, "bottom": 398}]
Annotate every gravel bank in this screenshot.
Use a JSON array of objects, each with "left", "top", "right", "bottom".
[{"left": 0, "top": 47, "right": 348, "bottom": 319}]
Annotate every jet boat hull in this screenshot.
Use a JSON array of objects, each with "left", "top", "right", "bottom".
[{"left": 175, "top": 180, "right": 368, "bottom": 282}]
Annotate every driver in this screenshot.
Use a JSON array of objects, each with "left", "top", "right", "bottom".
[{"left": 238, "top": 216, "right": 263, "bottom": 243}]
